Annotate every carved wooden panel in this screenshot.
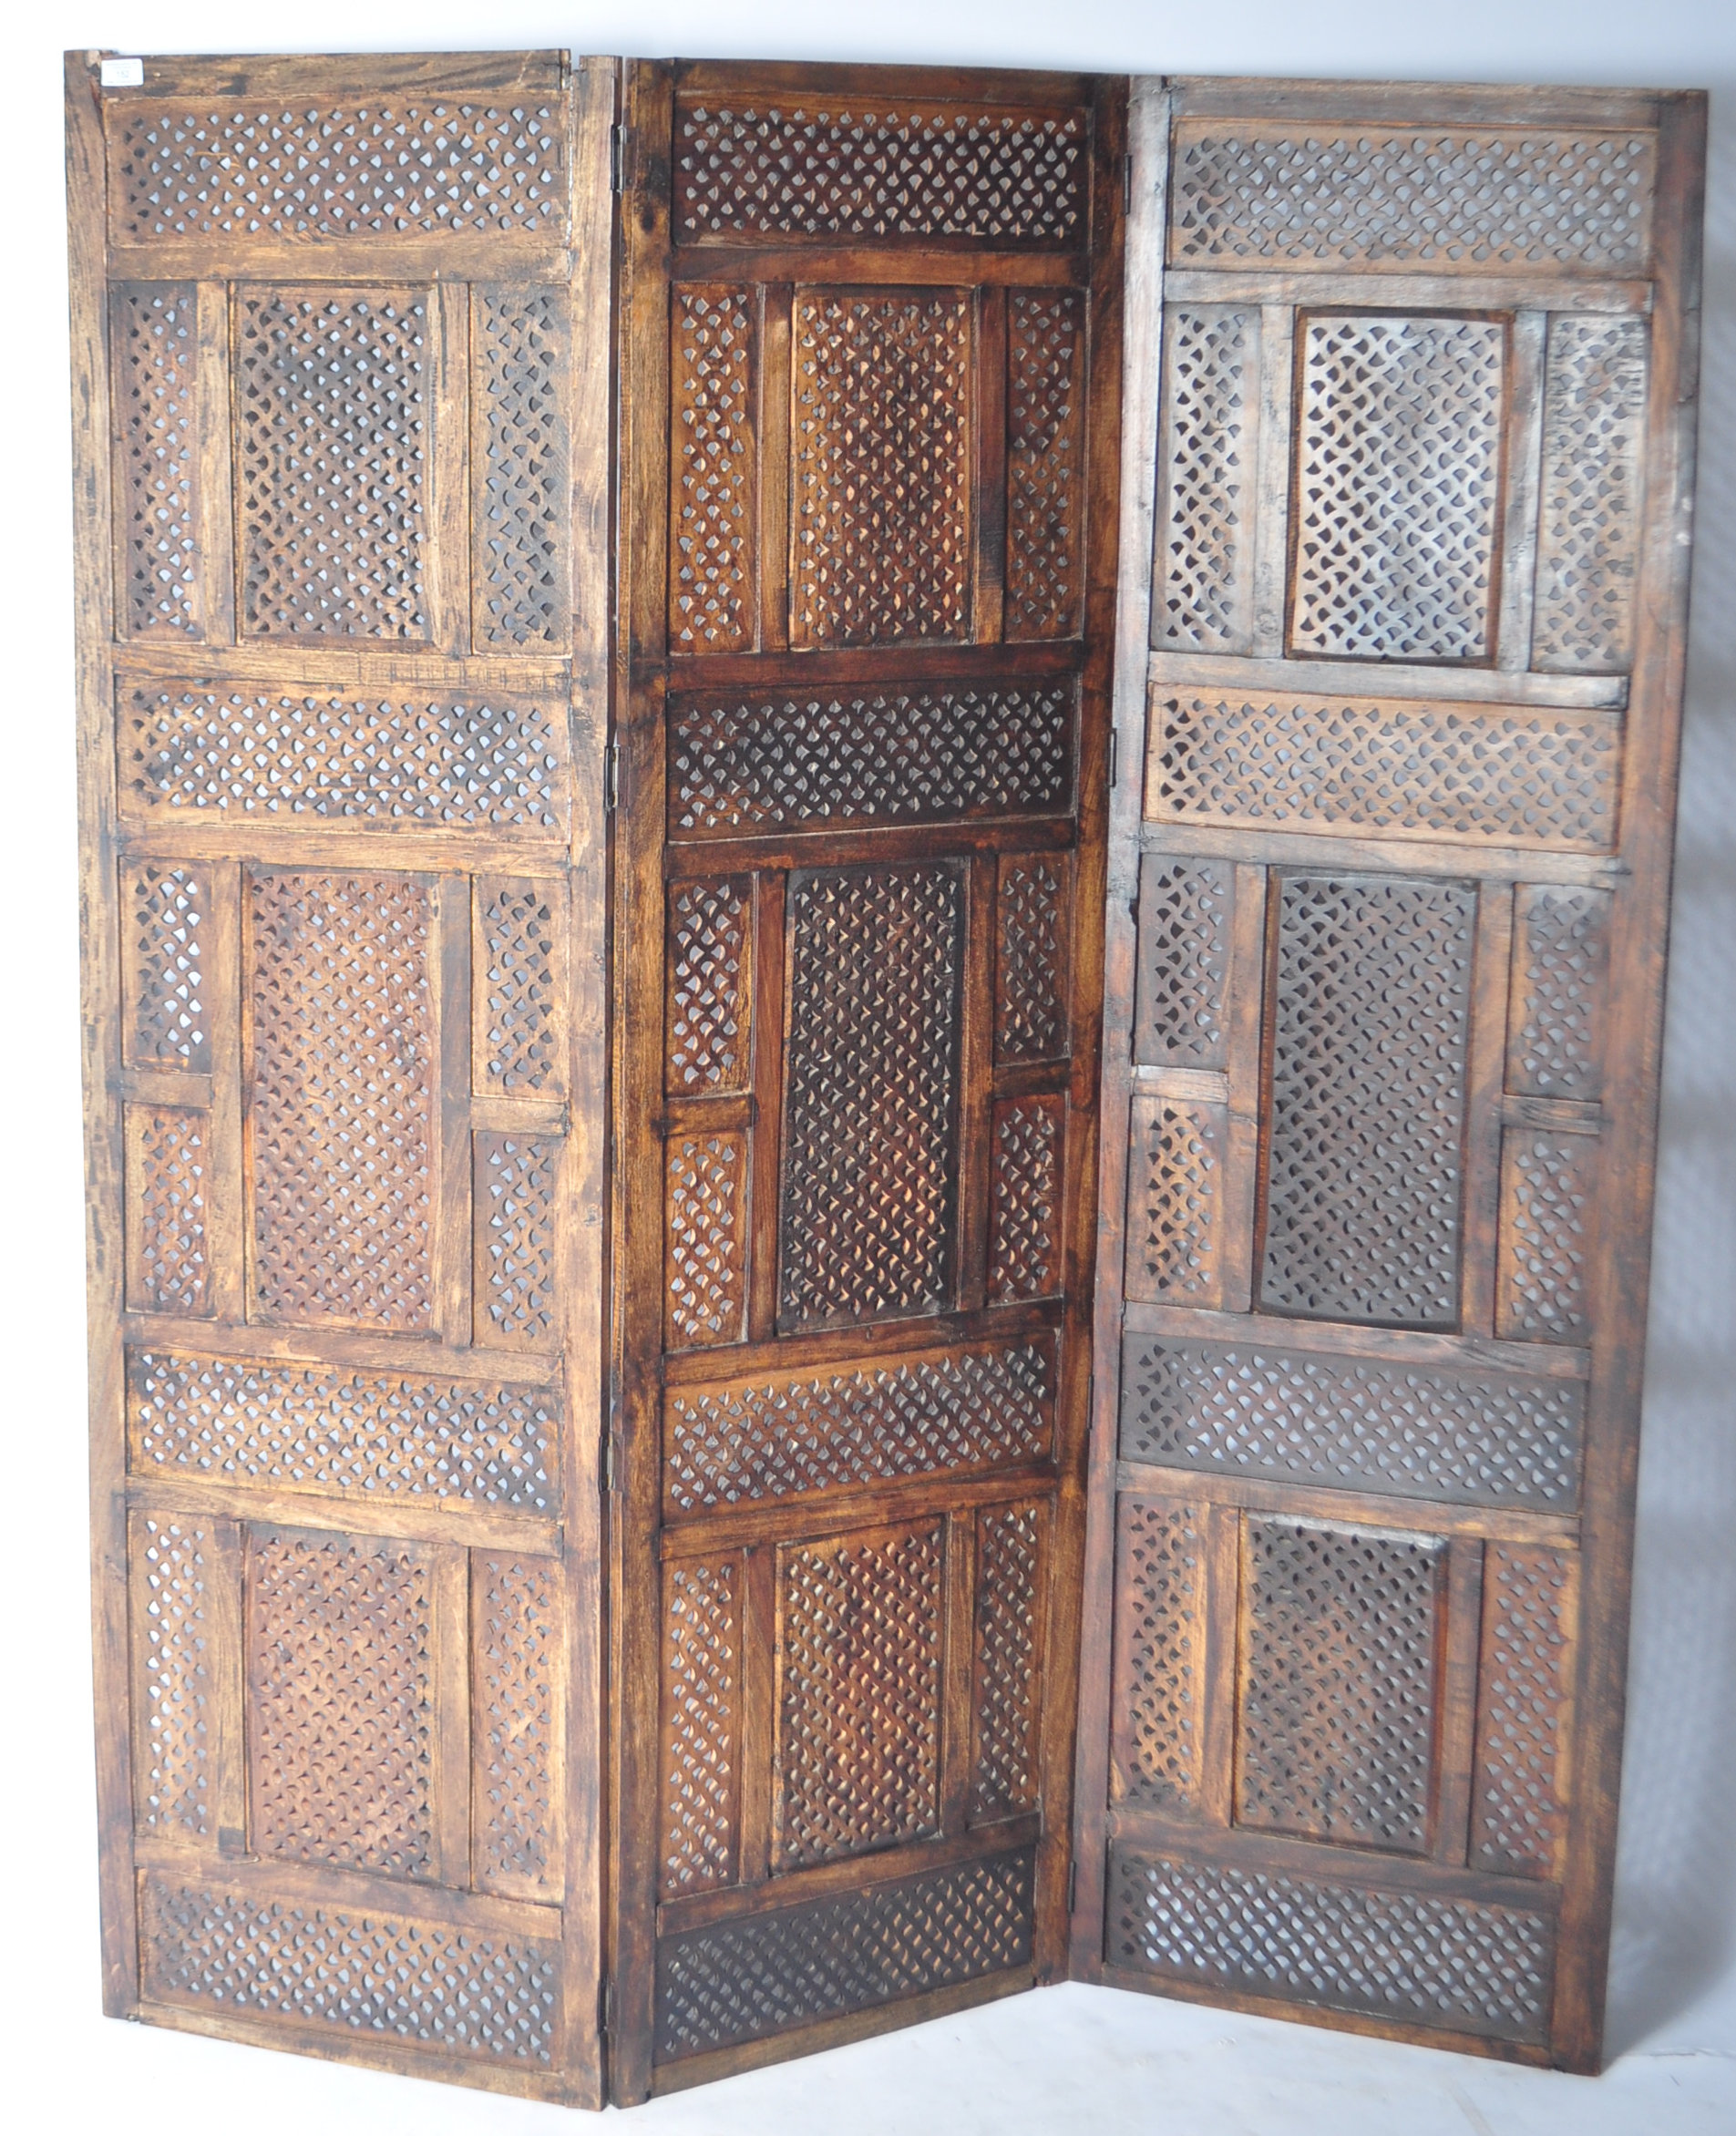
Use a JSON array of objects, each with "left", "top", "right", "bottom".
[
  {"left": 126, "top": 1104, "right": 211, "bottom": 1316},
  {"left": 1507, "top": 885, "right": 1609, "bottom": 1101},
  {"left": 665, "top": 876, "right": 751, "bottom": 1093},
  {"left": 996, "top": 855, "right": 1071, "bottom": 1063},
  {"left": 474, "top": 1132, "right": 561, "bottom": 1349},
  {"left": 1006, "top": 291, "right": 1085, "bottom": 639},
  {"left": 671, "top": 287, "right": 756, "bottom": 652},
  {"left": 1125, "top": 1095, "right": 1225, "bottom": 1306},
  {"left": 665, "top": 1132, "right": 749, "bottom": 1350},
  {"left": 1472, "top": 1545, "right": 1578, "bottom": 1880},
  {"left": 124, "top": 861, "right": 209, "bottom": 1069},
  {"left": 971, "top": 1501, "right": 1049, "bottom": 1819},
  {"left": 129, "top": 1511, "right": 217, "bottom": 1837},
  {"left": 1109, "top": 1497, "right": 1207, "bottom": 1813},
  {"left": 1497, "top": 1131, "right": 1596, "bottom": 1344},
  {"left": 473, "top": 1553, "right": 561, "bottom": 1897},
  {"left": 1133, "top": 857, "right": 1230, "bottom": 1066},
  {"left": 474, "top": 877, "right": 565, "bottom": 1095},
  {"left": 473, "top": 286, "right": 570, "bottom": 648},
  {"left": 112, "top": 283, "right": 200, "bottom": 638},
  {"left": 988, "top": 1097, "right": 1064, "bottom": 1304},
  {"left": 659, "top": 1556, "right": 741, "bottom": 1897},
  {"left": 1154, "top": 306, "right": 1255, "bottom": 653},
  {"left": 1532, "top": 316, "right": 1649, "bottom": 673}
]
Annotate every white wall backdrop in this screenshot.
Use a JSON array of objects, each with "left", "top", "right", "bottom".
[{"left": 6, "top": 4, "right": 1732, "bottom": 2125}]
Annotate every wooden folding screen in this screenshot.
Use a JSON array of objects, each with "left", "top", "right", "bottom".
[
  {"left": 1073, "top": 77, "right": 1704, "bottom": 2071},
  {"left": 68, "top": 49, "right": 613, "bottom": 2105},
  {"left": 607, "top": 60, "right": 1124, "bottom": 2098}
]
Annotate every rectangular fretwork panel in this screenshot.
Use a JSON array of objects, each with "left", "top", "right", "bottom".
[
  {"left": 1078, "top": 77, "right": 1703, "bottom": 2076},
  {"left": 613, "top": 59, "right": 1124, "bottom": 2101},
  {"left": 73, "top": 48, "right": 611, "bottom": 2110}
]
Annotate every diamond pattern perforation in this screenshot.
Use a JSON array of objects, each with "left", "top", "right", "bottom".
[
  {"left": 1156, "top": 307, "right": 1254, "bottom": 652},
  {"left": 665, "top": 1341, "right": 1053, "bottom": 1513},
  {"left": 776, "top": 1523, "right": 944, "bottom": 1869},
  {"left": 1170, "top": 123, "right": 1653, "bottom": 272},
  {"left": 1260, "top": 875, "right": 1475, "bottom": 1328},
  {"left": 1111, "top": 1498, "right": 1207, "bottom": 1813},
  {"left": 141, "top": 1875, "right": 559, "bottom": 2062},
  {"left": 128, "top": 1105, "right": 211, "bottom": 1316},
  {"left": 779, "top": 865, "right": 963, "bottom": 1330},
  {"left": 667, "top": 878, "right": 751, "bottom": 1093},
  {"left": 654, "top": 1849, "right": 1035, "bottom": 2061},
  {"left": 1474, "top": 1544, "right": 1577, "bottom": 1880},
  {"left": 477, "top": 879, "right": 562, "bottom": 1096},
  {"left": 248, "top": 870, "right": 435, "bottom": 1330},
  {"left": 1135, "top": 858, "right": 1231, "bottom": 1067},
  {"left": 1109, "top": 1847, "right": 1552, "bottom": 2042},
  {"left": 1508, "top": 885, "right": 1609, "bottom": 1100},
  {"left": 122, "top": 684, "right": 564, "bottom": 831},
  {"left": 237, "top": 289, "right": 428, "bottom": 641},
  {"left": 669, "top": 683, "right": 1073, "bottom": 837},
  {"left": 673, "top": 98, "right": 1084, "bottom": 241},
  {"left": 126, "top": 862, "right": 209, "bottom": 1070},
  {"left": 130, "top": 1350, "right": 555, "bottom": 1511},
  {"left": 996, "top": 857, "right": 1069, "bottom": 1064},
  {"left": 673, "top": 289, "right": 756, "bottom": 652},
  {"left": 792, "top": 293, "right": 971, "bottom": 647},
  {"left": 666, "top": 1135, "right": 749, "bottom": 1350},
  {"left": 113, "top": 284, "right": 199, "bottom": 638},
  {"left": 1006, "top": 291, "right": 1084, "bottom": 641},
  {"left": 131, "top": 1514, "right": 213, "bottom": 1837},
  {"left": 474, "top": 1554, "right": 560, "bottom": 1895},
  {"left": 246, "top": 1528, "right": 434, "bottom": 1877},
  {"left": 660, "top": 1557, "right": 739, "bottom": 1896},
  {"left": 1499, "top": 1132, "right": 1595, "bottom": 1343},
  {"left": 972, "top": 1502, "right": 1046, "bottom": 1819},
  {"left": 474, "top": 287, "right": 569, "bottom": 648},
  {"left": 989, "top": 1099, "right": 1063, "bottom": 1305},
  {"left": 475, "top": 1134, "right": 560, "bottom": 1349},
  {"left": 1125, "top": 1097, "right": 1223, "bottom": 1306},
  {"left": 1238, "top": 1518, "right": 1444, "bottom": 1853},
  {"left": 1119, "top": 1338, "right": 1584, "bottom": 1513},
  {"left": 1291, "top": 314, "right": 1505, "bottom": 663}
]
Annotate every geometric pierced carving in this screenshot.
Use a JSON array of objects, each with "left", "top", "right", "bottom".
[
  {"left": 249, "top": 871, "right": 435, "bottom": 1331},
  {"left": 121, "top": 684, "right": 566, "bottom": 832},
  {"left": 1473, "top": 1545, "right": 1577, "bottom": 1880},
  {"left": 971, "top": 1501, "right": 1046, "bottom": 1820},
  {"left": 989, "top": 1098, "right": 1063, "bottom": 1305},
  {"left": 1111, "top": 1497, "right": 1207, "bottom": 1814},
  {"left": 1006, "top": 291, "right": 1084, "bottom": 641},
  {"left": 1507, "top": 884, "right": 1609, "bottom": 1101},
  {"left": 1156, "top": 307, "right": 1255, "bottom": 652},
  {"left": 236, "top": 289, "right": 428, "bottom": 640},
  {"left": 1109, "top": 1846, "right": 1552, "bottom": 2043},
  {"left": 666, "top": 877, "right": 751, "bottom": 1093},
  {"left": 670, "top": 683, "right": 1073, "bottom": 838},
  {"left": 666, "top": 1134, "right": 748, "bottom": 1351},
  {"left": 1125, "top": 1096, "right": 1223, "bottom": 1306},
  {"left": 473, "top": 1554, "right": 560, "bottom": 1896},
  {"left": 246, "top": 1529, "right": 434, "bottom": 1878},
  {"left": 672, "top": 288, "right": 755, "bottom": 652},
  {"left": 1119, "top": 1338, "right": 1585, "bottom": 1514},
  {"left": 130, "top": 1350, "right": 555, "bottom": 1512},
  {"left": 660, "top": 1556, "right": 740, "bottom": 1897},
  {"left": 475, "top": 1134, "right": 560, "bottom": 1350},
  {"left": 474, "top": 286, "right": 569, "bottom": 649},
  {"left": 791, "top": 292, "right": 971, "bottom": 648},
  {"left": 476, "top": 878, "right": 562, "bottom": 1095},
  {"left": 1290, "top": 314, "right": 1506, "bottom": 663},
  {"left": 125, "top": 861, "right": 209, "bottom": 1070},
  {"left": 1238, "top": 1518, "right": 1444, "bottom": 1854},
  {"left": 1169, "top": 121, "right": 1653, "bottom": 274},
  {"left": 113, "top": 101, "right": 566, "bottom": 241},
  {"left": 664, "top": 1340, "right": 1053, "bottom": 1514},
  {"left": 1260, "top": 875, "right": 1476, "bottom": 1328},
  {"left": 112, "top": 284, "right": 199, "bottom": 637},
  {"left": 775, "top": 1524, "right": 944, "bottom": 1869},
  {"left": 673, "top": 96, "right": 1084, "bottom": 241},
  {"left": 1151, "top": 693, "right": 1621, "bottom": 853},
  {"left": 130, "top": 1512, "right": 214, "bottom": 1836},
  {"left": 996, "top": 857, "right": 1069, "bottom": 1063},
  {"left": 128, "top": 1105, "right": 211, "bottom": 1316},
  {"left": 1532, "top": 315, "right": 1649, "bottom": 673},
  {"left": 1498, "top": 1132, "right": 1595, "bottom": 1344},
  {"left": 141, "top": 1874, "right": 560, "bottom": 2062},
  {"left": 653, "top": 1848, "right": 1036, "bottom": 2062},
  {"left": 1134, "top": 857, "right": 1231, "bottom": 1067},
  {"left": 778, "top": 865, "right": 963, "bottom": 1331}
]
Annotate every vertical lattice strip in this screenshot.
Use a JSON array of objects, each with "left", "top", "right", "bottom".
[
  {"left": 126, "top": 862, "right": 210, "bottom": 1071},
  {"left": 672, "top": 288, "right": 756, "bottom": 652},
  {"left": 1005, "top": 291, "right": 1084, "bottom": 640},
  {"left": 1497, "top": 1131, "right": 1595, "bottom": 1344},
  {"left": 1125, "top": 1096, "right": 1223, "bottom": 1305},
  {"left": 1134, "top": 857, "right": 1232, "bottom": 1067},
  {"left": 660, "top": 1557, "right": 740, "bottom": 1895},
  {"left": 971, "top": 1502, "right": 1046, "bottom": 1818},
  {"left": 130, "top": 1512, "right": 213, "bottom": 1836},
  {"left": 1155, "top": 307, "right": 1255, "bottom": 652},
  {"left": 666, "top": 1133, "right": 749, "bottom": 1350},
  {"left": 1473, "top": 1544, "right": 1577, "bottom": 1879},
  {"left": 476, "top": 878, "right": 563, "bottom": 1095},
  {"left": 474, "top": 1554, "right": 560, "bottom": 1895},
  {"left": 474, "top": 287, "right": 570, "bottom": 648},
  {"left": 112, "top": 283, "right": 200, "bottom": 637},
  {"left": 474, "top": 1134, "right": 562, "bottom": 1349},
  {"left": 1111, "top": 1498, "right": 1208, "bottom": 1813},
  {"left": 128, "top": 1104, "right": 211, "bottom": 1316}
]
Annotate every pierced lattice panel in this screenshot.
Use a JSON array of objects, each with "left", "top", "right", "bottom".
[
  {"left": 1532, "top": 314, "right": 1650, "bottom": 673},
  {"left": 1006, "top": 290, "right": 1084, "bottom": 641},
  {"left": 1134, "top": 857, "right": 1231, "bottom": 1068},
  {"left": 1290, "top": 314, "right": 1505, "bottom": 663},
  {"left": 248, "top": 870, "right": 435, "bottom": 1331},
  {"left": 791, "top": 293, "right": 971, "bottom": 647},
  {"left": 1125, "top": 1096, "right": 1225, "bottom": 1307},
  {"left": 1498, "top": 1131, "right": 1596, "bottom": 1344},
  {"left": 124, "top": 861, "right": 209, "bottom": 1071},
  {"left": 1259, "top": 875, "right": 1475, "bottom": 1327},
  {"left": 112, "top": 284, "right": 199, "bottom": 638},
  {"left": 1237, "top": 1517, "right": 1445, "bottom": 1854},
  {"left": 775, "top": 1523, "right": 944, "bottom": 1869},
  {"left": 660, "top": 1556, "right": 740, "bottom": 1897},
  {"left": 130, "top": 1512, "right": 214, "bottom": 1837},
  {"left": 971, "top": 1501, "right": 1047, "bottom": 1820},
  {"left": 665, "top": 1341, "right": 1053, "bottom": 1513},
  {"left": 665, "top": 1133, "right": 749, "bottom": 1350},
  {"left": 236, "top": 288, "right": 429, "bottom": 640},
  {"left": 996, "top": 855, "right": 1070, "bottom": 1063},
  {"left": 1507, "top": 885, "right": 1610, "bottom": 1102},
  {"left": 474, "top": 1554, "right": 560, "bottom": 1897},
  {"left": 1155, "top": 306, "right": 1256, "bottom": 652},
  {"left": 988, "top": 1097, "right": 1063, "bottom": 1305},
  {"left": 672, "top": 288, "right": 755, "bottom": 652},
  {"left": 666, "top": 877, "right": 751, "bottom": 1094},
  {"left": 246, "top": 1528, "right": 435, "bottom": 1877},
  {"left": 1110, "top": 1497, "right": 1207, "bottom": 1814},
  {"left": 1473, "top": 1544, "right": 1578, "bottom": 1881},
  {"left": 475, "top": 878, "right": 564, "bottom": 1096},
  {"left": 778, "top": 865, "right": 963, "bottom": 1330},
  {"left": 673, "top": 98, "right": 1084, "bottom": 242},
  {"left": 475, "top": 1133, "right": 561, "bottom": 1350},
  {"left": 127, "top": 1104, "right": 211, "bottom": 1316},
  {"left": 474, "top": 286, "right": 570, "bottom": 649}
]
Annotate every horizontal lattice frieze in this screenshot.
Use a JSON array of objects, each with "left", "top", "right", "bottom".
[
  {"left": 1119, "top": 1337, "right": 1584, "bottom": 1511},
  {"left": 140, "top": 1874, "right": 559, "bottom": 2061},
  {"left": 1108, "top": 1845, "right": 1553, "bottom": 2041},
  {"left": 668, "top": 684, "right": 1074, "bottom": 837},
  {"left": 129, "top": 1349, "right": 556, "bottom": 1510},
  {"left": 653, "top": 1847, "right": 1034, "bottom": 2059},
  {"left": 673, "top": 101, "right": 1085, "bottom": 243},
  {"left": 120, "top": 683, "right": 566, "bottom": 830},
  {"left": 664, "top": 1340, "right": 1054, "bottom": 1513},
  {"left": 1169, "top": 120, "right": 1654, "bottom": 272},
  {"left": 1149, "top": 693, "right": 1620, "bottom": 851}
]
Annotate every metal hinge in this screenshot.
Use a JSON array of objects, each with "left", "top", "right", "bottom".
[
  {"left": 1108, "top": 728, "right": 1119, "bottom": 789},
  {"left": 605, "top": 738, "right": 621, "bottom": 811},
  {"left": 610, "top": 124, "right": 626, "bottom": 192},
  {"left": 1124, "top": 152, "right": 1134, "bottom": 212},
  {"left": 597, "top": 1977, "right": 615, "bottom": 2037},
  {"left": 601, "top": 1425, "right": 623, "bottom": 1494},
  {"left": 1067, "top": 1859, "right": 1079, "bottom": 1915}
]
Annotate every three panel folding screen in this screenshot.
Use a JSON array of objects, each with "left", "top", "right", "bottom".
[{"left": 67, "top": 49, "right": 1703, "bottom": 2107}]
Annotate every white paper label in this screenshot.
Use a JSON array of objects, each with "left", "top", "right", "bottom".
[{"left": 99, "top": 57, "right": 145, "bottom": 88}]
